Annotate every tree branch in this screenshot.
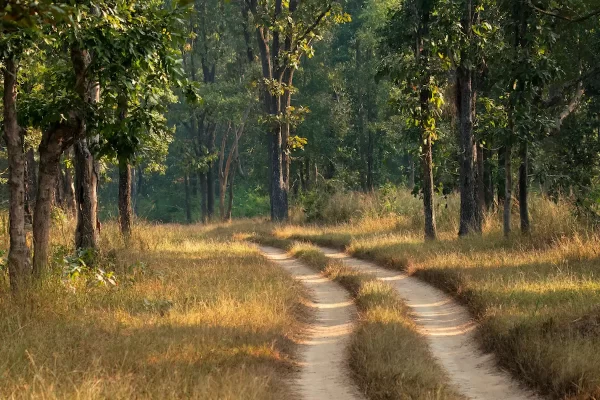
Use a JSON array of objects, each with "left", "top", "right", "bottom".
[{"left": 528, "top": 0, "right": 600, "bottom": 23}]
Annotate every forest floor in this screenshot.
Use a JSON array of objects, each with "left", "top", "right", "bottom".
[
  {"left": 0, "top": 224, "right": 307, "bottom": 399},
  {"left": 269, "top": 213, "right": 600, "bottom": 399},
  {"left": 2, "top": 211, "right": 600, "bottom": 399}
]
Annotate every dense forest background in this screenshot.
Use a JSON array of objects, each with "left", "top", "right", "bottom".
[
  {"left": 2, "top": 0, "right": 599, "bottom": 227},
  {"left": 1, "top": 0, "right": 599, "bottom": 258}
]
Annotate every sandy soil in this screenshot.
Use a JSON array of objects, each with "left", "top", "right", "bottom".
[
  {"left": 320, "top": 247, "right": 540, "bottom": 400},
  {"left": 259, "top": 246, "right": 366, "bottom": 400}
]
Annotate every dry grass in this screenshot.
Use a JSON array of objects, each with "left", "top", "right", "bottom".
[
  {"left": 0, "top": 219, "right": 305, "bottom": 399},
  {"left": 250, "top": 233, "right": 464, "bottom": 400},
  {"left": 274, "top": 191, "right": 600, "bottom": 399}
]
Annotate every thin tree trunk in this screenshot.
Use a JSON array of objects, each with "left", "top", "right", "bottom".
[
  {"left": 483, "top": 147, "right": 494, "bottom": 210},
  {"left": 497, "top": 146, "right": 506, "bottom": 206},
  {"left": 519, "top": 141, "right": 530, "bottom": 234},
  {"left": 504, "top": 145, "right": 512, "bottom": 237},
  {"left": 199, "top": 172, "right": 208, "bottom": 224},
  {"left": 118, "top": 159, "right": 132, "bottom": 237},
  {"left": 476, "top": 142, "right": 485, "bottom": 223},
  {"left": 24, "top": 148, "right": 34, "bottom": 225},
  {"left": 131, "top": 166, "right": 137, "bottom": 215},
  {"left": 408, "top": 154, "right": 416, "bottom": 190},
  {"left": 3, "top": 57, "right": 31, "bottom": 292},
  {"left": 226, "top": 166, "right": 236, "bottom": 221},
  {"left": 207, "top": 124, "right": 216, "bottom": 219},
  {"left": 184, "top": 174, "right": 192, "bottom": 224},
  {"left": 422, "top": 135, "right": 437, "bottom": 240},
  {"left": 56, "top": 158, "right": 66, "bottom": 209},
  {"left": 270, "top": 124, "right": 288, "bottom": 221},
  {"left": 62, "top": 148, "right": 76, "bottom": 215},
  {"left": 367, "top": 127, "right": 375, "bottom": 192},
  {"left": 26, "top": 147, "right": 37, "bottom": 221}
]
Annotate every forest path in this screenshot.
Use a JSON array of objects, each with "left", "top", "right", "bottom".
[
  {"left": 319, "top": 246, "right": 540, "bottom": 400},
  {"left": 258, "top": 246, "right": 366, "bottom": 400}
]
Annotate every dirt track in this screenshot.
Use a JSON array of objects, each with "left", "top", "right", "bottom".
[
  {"left": 319, "top": 246, "right": 539, "bottom": 400},
  {"left": 259, "top": 246, "right": 365, "bottom": 400}
]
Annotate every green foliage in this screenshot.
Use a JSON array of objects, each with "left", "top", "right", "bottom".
[{"left": 57, "top": 248, "right": 118, "bottom": 289}]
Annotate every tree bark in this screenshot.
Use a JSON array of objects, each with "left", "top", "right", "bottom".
[
  {"left": 457, "top": 68, "right": 478, "bottom": 236},
  {"left": 457, "top": 0, "right": 481, "bottom": 236},
  {"left": 422, "top": 135, "right": 437, "bottom": 240},
  {"left": 504, "top": 145, "right": 512, "bottom": 237},
  {"left": 74, "top": 137, "right": 99, "bottom": 249},
  {"left": 72, "top": 45, "right": 99, "bottom": 250},
  {"left": 118, "top": 159, "right": 132, "bottom": 236},
  {"left": 25, "top": 147, "right": 37, "bottom": 220},
  {"left": 270, "top": 124, "right": 288, "bottom": 221},
  {"left": 519, "top": 141, "right": 530, "bottom": 234},
  {"left": 3, "top": 57, "right": 32, "bottom": 292},
  {"left": 33, "top": 123, "right": 80, "bottom": 276}
]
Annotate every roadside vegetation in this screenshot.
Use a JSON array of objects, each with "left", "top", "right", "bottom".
[
  {"left": 273, "top": 187, "right": 600, "bottom": 399},
  {"left": 249, "top": 230, "right": 464, "bottom": 400},
  {"left": 0, "top": 220, "right": 306, "bottom": 399}
]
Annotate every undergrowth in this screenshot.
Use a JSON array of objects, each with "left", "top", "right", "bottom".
[{"left": 276, "top": 189, "right": 600, "bottom": 399}]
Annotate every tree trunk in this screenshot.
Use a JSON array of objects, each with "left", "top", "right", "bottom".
[
  {"left": 199, "top": 172, "right": 208, "bottom": 224},
  {"left": 184, "top": 174, "right": 192, "bottom": 224},
  {"left": 408, "top": 154, "right": 416, "bottom": 190},
  {"left": 504, "top": 145, "right": 512, "bottom": 237},
  {"left": 62, "top": 148, "right": 76, "bottom": 215},
  {"left": 74, "top": 137, "right": 99, "bottom": 249},
  {"left": 3, "top": 57, "right": 32, "bottom": 292},
  {"left": 24, "top": 148, "right": 34, "bottom": 225},
  {"left": 207, "top": 124, "right": 216, "bottom": 219},
  {"left": 33, "top": 127, "right": 74, "bottom": 277},
  {"left": 483, "top": 147, "right": 494, "bottom": 210},
  {"left": 32, "top": 46, "right": 88, "bottom": 275},
  {"left": 26, "top": 147, "right": 37, "bottom": 220},
  {"left": 497, "top": 146, "right": 506, "bottom": 206},
  {"left": 457, "top": 0, "right": 480, "bottom": 236},
  {"left": 226, "top": 166, "right": 236, "bottom": 221},
  {"left": 519, "top": 141, "right": 530, "bottom": 234},
  {"left": 367, "top": 127, "right": 375, "bottom": 192},
  {"left": 422, "top": 135, "right": 437, "bottom": 240},
  {"left": 56, "top": 158, "right": 66, "bottom": 209},
  {"left": 118, "top": 159, "right": 132, "bottom": 236},
  {"left": 476, "top": 142, "right": 485, "bottom": 223},
  {"left": 270, "top": 124, "right": 288, "bottom": 221}
]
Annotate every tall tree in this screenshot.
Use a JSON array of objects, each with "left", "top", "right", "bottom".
[{"left": 246, "top": 0, "right": 348, "bottom": 221}]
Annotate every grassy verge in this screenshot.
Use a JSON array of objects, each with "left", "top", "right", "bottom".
[
  {"left": 251, "top": 232, "right": 463, "bottom": 400},
  {"left": 0, "top": 222, "right": 306, "bottom": 399},
  {"left": 274, "top": 203, "right": 600, "bottom": 399}
]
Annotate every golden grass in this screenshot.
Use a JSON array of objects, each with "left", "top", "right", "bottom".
[
  {"left": 250, "top": 233, "right": 464, "bottom": 400},
  {"left": 0, "top": 220, "right": 305, "bottom": 399},
  {"left": 273, "top": 192, "right": 600, "bottom": 399}
]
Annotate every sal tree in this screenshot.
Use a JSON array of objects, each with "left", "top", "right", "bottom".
[{"left": 244, "top": 0, "right": 350, "bottom": 221}]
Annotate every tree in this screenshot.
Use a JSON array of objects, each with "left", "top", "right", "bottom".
[{"left": 245, "top": 0, "right": 349, "bottom": 221}]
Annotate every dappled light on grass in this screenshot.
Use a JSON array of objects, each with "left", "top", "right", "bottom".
[
  {"left": 0, "top": 223, "right": 305, "bottom": 399},
  {"left": 278, "top": 192, "right": 600, "bottom": 399}
]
